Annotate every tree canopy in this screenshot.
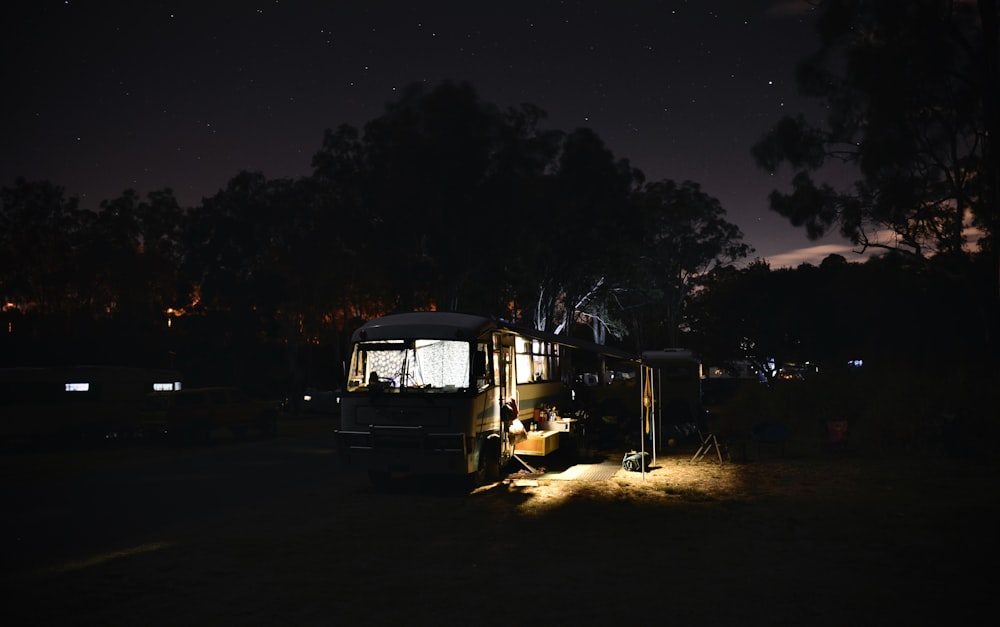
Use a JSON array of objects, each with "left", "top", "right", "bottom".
[
  {"left": 752, "top": 0, "right": 998, "bottom": 289},
  {"left": 1, "top": 80, "right": 751, "bottom": 387}
]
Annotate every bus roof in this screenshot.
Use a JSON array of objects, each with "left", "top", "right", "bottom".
[{"left": 353, "top": 312, "right": 498, "bottom": 342}]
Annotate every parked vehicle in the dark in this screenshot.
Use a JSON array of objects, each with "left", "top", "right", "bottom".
[
  {"left": 141, "top": 386, "right": 279, "bottom": 443},
  {"left": 299, "top": 387, "right": 341, "bottom": 416},
  {"left": 0, "top": 366, "right": 183, "bottom": 447}
]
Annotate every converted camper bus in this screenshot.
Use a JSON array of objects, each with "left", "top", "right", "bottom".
[{"left": 335, "top": 312, "right": 637, "bottom": 487}]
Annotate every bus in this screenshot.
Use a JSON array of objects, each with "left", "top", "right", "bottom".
[
  {"left": 335, "top": 311, "right": 638, "bottom": 487},
  {"left": 0, "top": 366, "right": 183, "bottom": 446}
]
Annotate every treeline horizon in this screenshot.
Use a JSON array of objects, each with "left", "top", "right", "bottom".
[
  {"left": 4, "top": 0, "right": 1000, "bottom": 397},
  {"left": 1, "top": 79, "right": 755, "bottom": 386},
  {"left": 2, "top": 75, "right": 998, "bottom": 393}
]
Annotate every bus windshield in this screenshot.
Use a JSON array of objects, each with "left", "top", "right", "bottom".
[{"left": 347, "top": 339, "right": 471, "bottom": 393}]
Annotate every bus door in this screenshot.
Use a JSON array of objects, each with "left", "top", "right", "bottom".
[
  {"left": 495, "top": 332, "right": 517, "bottom": 410},
  {"left": 495, "top": 332, "right": 519, "bottom": 453}
]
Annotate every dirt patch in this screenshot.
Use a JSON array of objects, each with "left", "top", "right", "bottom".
[{"left": 498, "top": 452, "right": 872, "bottom": 506}]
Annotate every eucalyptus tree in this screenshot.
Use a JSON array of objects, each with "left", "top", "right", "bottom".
[
  {"left": 631, "top": 179, "right": 752, "bottom": 348},
  {"left": 81, "top": 188, "right": 185, "bottom": 322},
  {"left": 179, "top": 172, "right": 302, "bottom": 355},
  {"left": 751, "top": 0, "right": 999, "bottom": 332},
  {"left": 305, "top": 123, "right": 381, "bottom": 388},
  {"left": 480, "top": 102, "right": 565, "bottom": 323},
  {"left": 0, "top": 178, "right": 87, "bottom": 315},
  {"left": 307, "top": 85, "right": 572, "bottom": 383},
  {"left": 183, "top": 171, "right": 285, "bottom": 311},
  {"left": 523, "top": 127, "right": 644, "bottom": 339},
  {"left": 310, "top": 123, "right": 381, "bottom": 325},
  {"left": 356, "top": 80, "right": 513, "bottom": 313}
]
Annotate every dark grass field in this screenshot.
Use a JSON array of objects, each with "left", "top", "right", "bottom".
[{"left": 3, "top": 419, "right": 997, "bottom": 627}]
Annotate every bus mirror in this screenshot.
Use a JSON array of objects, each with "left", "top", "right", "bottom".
[{"left": 473, "top": 351, "right": 487, "bottom": 377}]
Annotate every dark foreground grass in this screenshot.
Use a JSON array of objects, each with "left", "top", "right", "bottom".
[{"left": 5, "top": 446, "right": 997, "bottom": 627}]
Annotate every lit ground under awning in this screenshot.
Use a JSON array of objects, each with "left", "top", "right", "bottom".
[{"left": 547, "top": 461, "right": 621, "bottom": 481}]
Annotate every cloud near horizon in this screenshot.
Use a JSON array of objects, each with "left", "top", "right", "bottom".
[{"left": 764, "top": 243, "right": 868, "bottom": 268}]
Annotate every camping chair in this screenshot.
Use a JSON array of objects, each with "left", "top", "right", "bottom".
[
  {"left": 691, "top": 430, "right": 725, "bottom": 464},
  {"left": 823, "top": 419, "right": 848, "bottom": 455}
]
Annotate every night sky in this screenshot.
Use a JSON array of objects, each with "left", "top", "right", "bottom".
[{"left": 3, "top": 0, "right": 862, "bottom": 267}]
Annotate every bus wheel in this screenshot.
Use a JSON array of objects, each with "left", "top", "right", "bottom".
[{"left": 474, "top": 441, "right": 501, "bottom": 486}]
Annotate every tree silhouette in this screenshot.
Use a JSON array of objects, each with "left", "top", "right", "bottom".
[
  {"left": 752, "top": 0, "right": 999, "bottom": 355},
  {"left": 0, "top": 81, "right": 754, "bottom": 381},
  {"left": 356, "top": 81, "right": 512, "bottom": 312},
  {"left": 631, "top": 179, "right": 752, "bottom": 348},
  {"left": 521, "top": 127, "right": 644, "bottom": 337},
  {"left": 480, "top": 102, "right": 565, "bottom": 322},
  {"left": 82, "top": 189, "right": 185, "bottom": 321},
  {"left": 310, "top": 123, "right": 380, "bottom": 325},
  {"left": 0, "top": 178, "right": 85, "bottom": 315}
]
